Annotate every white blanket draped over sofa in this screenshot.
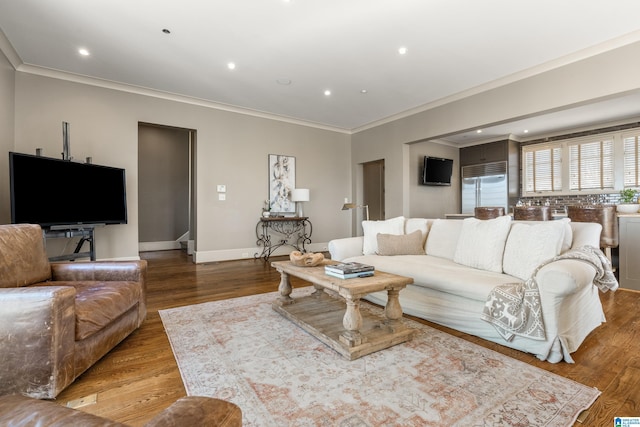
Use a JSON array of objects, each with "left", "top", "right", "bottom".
[{"left": 328, "top": 216, "right": 617, "bottom": 363}]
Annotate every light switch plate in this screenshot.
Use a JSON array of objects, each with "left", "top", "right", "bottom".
[{"left": 217, "top": 184, "right": 226, "bottom": 193}]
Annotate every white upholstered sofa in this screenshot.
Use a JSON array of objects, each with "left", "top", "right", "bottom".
[{"left": 328, "top": 216, "right": 616, "bottom": 363}]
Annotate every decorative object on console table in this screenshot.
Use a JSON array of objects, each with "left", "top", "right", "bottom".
[
  {"left": 291, "top": 188, "right": 310, "bottom": 217},
  {"left": 268, "top": 154, "right": 296, "bottom": 215},
  {"left": 255, "top": 216, "right": 312, "bottom": 261},
  {"left": 616, "top": 188, "right": 639, "bottom": 213},
  {"left": 341, "top": 202, "right": 370, "bottom": 220}
]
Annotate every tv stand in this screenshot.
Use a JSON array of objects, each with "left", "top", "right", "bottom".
[{"left": 44, "top": 224, "right": 103, "bottom": 261}]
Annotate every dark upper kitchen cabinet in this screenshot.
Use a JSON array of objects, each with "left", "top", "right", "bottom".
[
  {"left": 460, "top": 139, "right": 520, "bottom": 213},
  {"left": 460, "top": 140, "right": 508, "bottom": 166}
]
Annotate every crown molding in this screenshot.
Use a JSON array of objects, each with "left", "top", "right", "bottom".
[{"left": 0, "top": 27, "right": 21, "bottom": 69}]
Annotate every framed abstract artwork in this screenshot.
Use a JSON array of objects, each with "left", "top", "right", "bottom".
[{"left": 268, "top": 154, "right": 296, "bottom": 214}]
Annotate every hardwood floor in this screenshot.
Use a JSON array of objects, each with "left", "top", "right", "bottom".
[{"left": 56, "top": 250, "right": 640, "bottom": 426}]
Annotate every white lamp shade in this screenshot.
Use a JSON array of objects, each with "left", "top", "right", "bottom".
[{"left": 291, "top": 188, "right": 310, "bottom": 202}]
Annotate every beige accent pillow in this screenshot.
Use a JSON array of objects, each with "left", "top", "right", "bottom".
[
  {"left": 376, "top": 230, "right": 426, "bottom": 256},
  {"left": 362, "top": 216, "right": 405, "bottom": 255},
  {"left": 453, "top": 215, "right": 512, "bottom": 273}
]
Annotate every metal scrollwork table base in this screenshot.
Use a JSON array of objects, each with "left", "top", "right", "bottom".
[{"left": 255, "top": 217, "right": 312, "bottom": 261}]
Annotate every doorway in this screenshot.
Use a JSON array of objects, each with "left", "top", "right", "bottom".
[
  {"left": 138, "top": 123, "right": 196, "bottom": 253},
  {"left": 363, "top": 159, "right": 385, "bottom": 221}
]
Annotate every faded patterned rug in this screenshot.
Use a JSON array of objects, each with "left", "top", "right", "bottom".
[{"left": 159, "top": 288, "right": 600, "bottom": 426}]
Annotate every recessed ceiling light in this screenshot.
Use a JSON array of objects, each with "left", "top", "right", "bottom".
[
  {"left": 398, "top": 47, "right": 408, "bottom": 55},
  {"left": 78, "top": 48, "right": 90, "bottom": 56},
  {"left": 360, "top": 89, "right": 368, "bottom": 94},
  {"left": 227, "top": 62, "right": 236, "bottom": 70},
  {"left": 324, "top": 89, "right": 331, "bottom": 96},
  {"left": 277, "top": 78, "right": 292, "bottom": 85},
  {"left": 476, "top": 129, "right": 482, "bottom": 134},
  {"left": 524, "top": 129, "right": 529, "bottom": 133}
]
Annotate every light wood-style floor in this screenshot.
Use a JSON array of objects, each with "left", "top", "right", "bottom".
[{"left": 56, "top": 249, "right": 640, "bottom": 426}]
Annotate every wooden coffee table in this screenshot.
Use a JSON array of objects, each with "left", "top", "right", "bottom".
[{"left": 271, "top": 260, "right": 416, "bottom": 360}]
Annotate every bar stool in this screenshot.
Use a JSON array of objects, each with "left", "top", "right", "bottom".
[
  {"left": 567, "top": 205, "right": 618, "bottom": 262},
  {"left": 474, "top": 207, "right": 505, "bottom": 220},
  {"left": 513, "top": 206, "right": 551, "bottom": 221}
]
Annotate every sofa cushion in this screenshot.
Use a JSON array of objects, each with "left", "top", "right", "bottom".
[
  {"left": 362, "top": 216, "right": 405, "bottom": 255},
  {"left": 503, "top": 220, "right": 567, "bottom": 281},
  {"left": 425, "top": 219, "right": 463, "bottom": 260},
  {"left": 512, "top": 218, "right": 572, "bottom": 253},
  {"left": 44, "top": 281, "right": 141, "bottom": 340},
  {"left": 346, "top": 254, "right": 519, "bottom": 302},
  {"left": 453, "top": 215, "right": 512, "bottom": 273},
  {"left": 376, "top": 230, "right": 425, "bottom": 256},
  {"left": 0, "top": 224, "right": 51, "bottom": 288}
]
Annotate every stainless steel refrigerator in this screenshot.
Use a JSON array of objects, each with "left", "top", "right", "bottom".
[{"left": 461, "top": 161, "right": 508, "bottom": 214}]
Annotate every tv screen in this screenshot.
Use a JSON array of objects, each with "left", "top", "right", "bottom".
[
  {"left": 9, "top": 152, "right": 127, "bottom": 227},
  {"left": 422, "top": 156, "right": 453, "bottom": 186}
]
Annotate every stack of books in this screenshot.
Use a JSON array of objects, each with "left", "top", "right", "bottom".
[{"left": 325, "top": 262, "right": 375, "bottom": 279}]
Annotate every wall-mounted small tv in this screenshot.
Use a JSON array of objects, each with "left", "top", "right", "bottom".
[
  {"left": 9, "top": 152, "right": 127, "bottom": 227},
  {"left": 422, "top": 156, "right": 453, "bottom": 186}
]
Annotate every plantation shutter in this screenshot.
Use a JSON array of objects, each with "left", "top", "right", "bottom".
[
  {"left": 568, "top": 138, "right": 614, "bottom": 191},
  {"left": 523, "top": 144, "right": 562, "bottom": 193},
  {"left": 623, "top": 133, "right": 640, "bottom": 187}
]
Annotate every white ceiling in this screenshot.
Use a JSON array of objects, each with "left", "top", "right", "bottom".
[{"left": 2, "top": 0, "right": 640, "bottom": 142}]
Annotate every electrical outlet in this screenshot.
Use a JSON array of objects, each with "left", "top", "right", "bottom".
[{"left": 219, "top": 193, "right": 226, "bottom": 201}]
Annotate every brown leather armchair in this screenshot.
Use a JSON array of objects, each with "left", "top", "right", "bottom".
[
  {"left": 0, "top": 394, "right": 242, "bottom": 426},
  {"left": 0, "top": 224, "right": 147, "bottom": 399}
]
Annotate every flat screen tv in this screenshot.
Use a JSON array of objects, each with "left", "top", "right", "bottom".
[
  {"left": 422, "top": 156, "right": 453, "bottom": 186},
  {"left": 9, "top": 152, "right": 127, "bottom": 227}
]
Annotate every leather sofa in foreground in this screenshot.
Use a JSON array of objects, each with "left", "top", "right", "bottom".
[
  {"left": 0, "top": 394, "right": 242, "bottom": 427},
  {"left": 0, "top": 223, "right": 147, "bottom": 399}
]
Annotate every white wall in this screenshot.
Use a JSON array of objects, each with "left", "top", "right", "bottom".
[
  {"left": 12, "top": 73, "right": 352, "bottom": 261},
  {"left": 351, "top": 40, "right": 640, "bottom": 221},
  {"left": 0, "top": 49, "right": 14, "bottom": 224}
]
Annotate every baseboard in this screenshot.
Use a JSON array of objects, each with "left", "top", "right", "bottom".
[
  {"left": 139, "top": 241, "right": 181, "bottom": 252},
  {"left": 193, "top": 242, "right": 329, "bottom": 263}
]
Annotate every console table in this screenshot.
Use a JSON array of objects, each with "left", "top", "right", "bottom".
[{"left": 255, "top": 217, "right": 312, "bottom": 261}]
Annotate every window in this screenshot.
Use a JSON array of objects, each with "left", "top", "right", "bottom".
[
  {"left": 523, "top": 144, "right": 562, "bottom": 193},
  {"left": 523, "top": 126, "right": 640, "bottom": 196},
  {"left": 623, "top": 133, "right": 640, "bottom": 187},
  {"left": 568, "top": 138, "right": 614, "bottom": 191}
]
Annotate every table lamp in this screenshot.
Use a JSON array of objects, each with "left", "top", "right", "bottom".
[{"left": 291, "top": 188, "right": 310, "bottom": 217}]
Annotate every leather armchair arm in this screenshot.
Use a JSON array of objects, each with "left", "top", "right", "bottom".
[
  {"left": 0, "top": 287, "right": 76, "bottom": 399},
  {"left": 146, "top": 396, "right": 242, "bottom": 427},
  {"left": 51, "top": 260, "right": 147, "bottom": 283}
]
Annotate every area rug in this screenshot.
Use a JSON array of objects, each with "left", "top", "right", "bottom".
[{"left": 159, "top": 288, "right": 600, "bottom": 426}]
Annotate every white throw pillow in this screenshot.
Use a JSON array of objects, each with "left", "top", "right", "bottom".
[
  {"left": 405, "top": 218, "right": 430, "bottom": 250},
  {"left": 425, "top": 219, "right": 464, "bottom": 260},
  {"left": 503, "top": 220, "right": 567, "bottom": 281},
  {"left": 362, "top": 216, "right": 405, "bottom": 255},
  {"left": 453, "top": 215, "right": 512, "bottom": 273}
]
